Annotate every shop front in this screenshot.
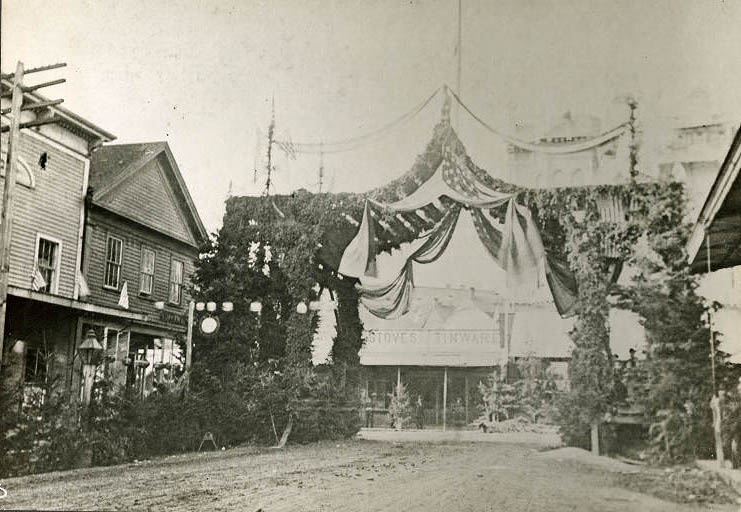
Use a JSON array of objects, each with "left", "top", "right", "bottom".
[
  {"left": 360, "top": 325, "right": 506, "bottom": 429},
  {"left": 74, "top": 307, "right": 189, "bottom": 400}
]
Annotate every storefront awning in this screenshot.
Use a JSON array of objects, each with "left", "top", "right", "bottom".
[{"left": 9, "top": 285, "right": 148, "bottom": 322}]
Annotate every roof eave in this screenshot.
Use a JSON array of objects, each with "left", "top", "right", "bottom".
[
  {"left": 687, "top": 124, "right": 741, "bottom": 269},
  {"left": 161, "top": 143, "right": 209, "bottom": 244},
  {"left": 1, "top": 79, "right": 116, "bottom": 143}
]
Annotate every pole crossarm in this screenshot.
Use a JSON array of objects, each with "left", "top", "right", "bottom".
[
  {"left": 0, "top": 116, "right": 60, "bottom": 133},
  {"left": 0, "top": 98, "right": 64, "bottom": 114},
  {"left": 0, "top": 62, "right": 66, "bottom": 80}
]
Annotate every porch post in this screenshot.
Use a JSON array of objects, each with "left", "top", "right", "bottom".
[
  {"left": 435, "top": 383, "right": 439, "bottom": 425},
  {"left": 591, "top": 421, "right": 600, "bottom": 456},
  {"left": 443, "top": 367, "right": 448, "bottom": 431},
  {"left": 464, "top": 374, "right": 469, "bottom": 424}
]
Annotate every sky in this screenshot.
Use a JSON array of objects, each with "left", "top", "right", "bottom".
[{"left": 4, "top": 0, "right": 741, "bottom": 292}]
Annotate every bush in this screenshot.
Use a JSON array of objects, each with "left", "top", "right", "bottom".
[
  {"left": 479, "top": 358, "right": 562, "bottom": 427},
  {"left": 289, "top": 401, "right": 362, "bottom": 443},
  {"left": 1, "top": 356, "right": 364, "bottom": 477}
]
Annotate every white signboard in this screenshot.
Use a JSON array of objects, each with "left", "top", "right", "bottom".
[{"left": 360, "top": 329, "right": 505, "bottom": 367}]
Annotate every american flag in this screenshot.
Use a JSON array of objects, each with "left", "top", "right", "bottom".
[{"left": 441, "top": 150, "right": 482, "bottom": 200}]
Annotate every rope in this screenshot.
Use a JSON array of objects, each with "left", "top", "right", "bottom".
[
  {"left": 449, "top": 89, "right": 629, "bottom": 154},
  {"left": 274, "top": 87, "right": 441, "bottom": 155}
]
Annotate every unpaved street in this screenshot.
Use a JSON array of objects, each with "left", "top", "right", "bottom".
[{"left": 0, "top": 436, "right": 734, "bottom": 511}]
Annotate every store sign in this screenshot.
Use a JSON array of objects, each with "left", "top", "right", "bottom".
[
  {"left": 159, "top": 310, "right": 187, "bottom": 327},
  {"left": 360, "top": 329, "right": 504, "bottom": 367}
]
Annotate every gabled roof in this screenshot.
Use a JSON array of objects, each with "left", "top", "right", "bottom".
[
  {"left": 687, "top": 125, "right": 741, "bottom": 272},
  {"left": 89, "top": 142, "right": 208, "bottom": 247}
]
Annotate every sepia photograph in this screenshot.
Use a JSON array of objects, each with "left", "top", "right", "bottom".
[{"left": 1, "top": 0, "right": 741, "bottom": 510}]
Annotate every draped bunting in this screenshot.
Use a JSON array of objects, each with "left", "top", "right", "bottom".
[
  {"left": 338, "top": 201, "right": 377, "bottom": 278},
  {"left": 357, "top": 205, "right": 461, "bottom": 319},
  {"left": 544, "top": 255, "right": 579, "bottom": 317},
  {"left": 338, "top": 116, "right": 581, "bottom": 319},
  {"left": 382, "top": 148, "right": 513, "bottom": 212},
  {"left": 499, "top": 200, "right": 546, "bottom": 290}
]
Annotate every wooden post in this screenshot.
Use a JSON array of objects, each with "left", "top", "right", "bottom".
[
  {"left": 707, "top": 233, "right": 724, "bottom": 464},
  {"left": 711, "top": 396, "right": 725, "bottom": 465},
  {"left": 435, "top": 384, "right": 439, "bottom": 425},
  {"left": 443, "top": 367, "right": 448, "bottom": 431},
  {"left": 82, "top": 364, "right": 95, "bottom": 405},
  {"left": 591, "top": 421, "right": 600, "bottom": 456},
  {"left": 0, "top": 62, "right": 24, "bottom": 368},
  {"left": 397, "top": 366, "right": 401, "bottom": 390},
  {"left": 501, "top": 300, "right": 511, "bottom": 381},
  {"left": 464, "top": 374, "right": 469, "bottom": 425},
  {"left": 183, "top": 300, "right": 194, "bottom": 396},
  {"left": 185, "top": 300, "right": 194, "bottom": 370}
]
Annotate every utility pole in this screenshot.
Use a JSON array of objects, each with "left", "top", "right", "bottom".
[
  {"left": 455, "top": 0, "right": 463, "bottom": 128},
  {"left": 0, "top": 61, "right": 66, "bottom": 368}
]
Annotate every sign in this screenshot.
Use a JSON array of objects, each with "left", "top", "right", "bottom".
[
  {"left": 360, "top": 328, "right": 505, "bottom": 367},
  {"left": 159, "top": 310, "right": 187, "bottom": 327}
]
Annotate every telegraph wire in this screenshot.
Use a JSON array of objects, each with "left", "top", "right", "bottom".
[{"left": 273, "top": 87, "right": 441, "bottom": 155}]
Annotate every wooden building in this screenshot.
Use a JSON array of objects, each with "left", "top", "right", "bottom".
[
  {"left": 81, "top": 142, "right": 208, "bottom": 396},
  {"left": 0, "top": 77, "right": 123, "bottom": 404},
  {"left": 359, "top": 287, "right": 574, "bottom": 429},
  {"left": 1, "top": 75, "right": 207, "bottom": 405}
]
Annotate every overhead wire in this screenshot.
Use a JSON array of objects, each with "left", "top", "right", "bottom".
[
  {"left": 449, "top": 88, "right": 629, "bottom": 155},
  {"left": 274, "top": 87, "right": 441, "bottom": 155}
]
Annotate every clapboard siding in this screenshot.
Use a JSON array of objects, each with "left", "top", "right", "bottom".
[
  {"left": 83, "top": 208, "right": 197, "bottom": 320},
  {"left": 0, "top": 132, "right": 86, "bottom": 298},
  {"left": 99, "top": 157, "right": 195, "bottom": 245}
]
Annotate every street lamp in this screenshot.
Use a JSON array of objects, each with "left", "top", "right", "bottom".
[{"left": 79, "top": 329, "right": 103, "bottom": 405}]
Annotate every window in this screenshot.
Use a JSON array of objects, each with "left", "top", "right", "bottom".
[
  {"left": 35, "top": 236, "right": 60, "bottom": 293},
  {"left": 24, "top": 346, "right": 47, "bottom": 384},
  {"left": 139, "top": 248, "right": 155, "bottom": 295},
  {"left": 169, "top": 259, "right": 184, "bottom": 304},
  {"left": 104, "top": 236, "right": 123, "bottom": 289}
]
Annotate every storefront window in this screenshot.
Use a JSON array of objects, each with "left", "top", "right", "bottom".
[{"left": 126, "top": 334, "right": 184, "bottom": 397}]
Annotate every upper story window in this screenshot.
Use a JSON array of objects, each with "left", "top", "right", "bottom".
[
  {"left": 104, "top": 235, "right": 123, "bottom": 289},
  {"left": 169, "top": 259, "right": 184, "bottom": 305},
  {"left": 139, "top": 247, "right": 155, "bottom": 295},
  {"left": 35, "top": 235, "right": 60, "bottom": 293}
]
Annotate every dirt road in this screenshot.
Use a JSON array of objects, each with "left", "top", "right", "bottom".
[{"left": 1, "top": 436, "right": 734, "bottom": 511}]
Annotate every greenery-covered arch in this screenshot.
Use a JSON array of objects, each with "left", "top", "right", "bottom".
[{"left": 196, "top": 109, "right": 727, "bottom": 457}]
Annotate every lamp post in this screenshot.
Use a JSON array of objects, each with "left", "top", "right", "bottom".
[{"left": 79, "top": 329, "right": 103, "bottom": 406}]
